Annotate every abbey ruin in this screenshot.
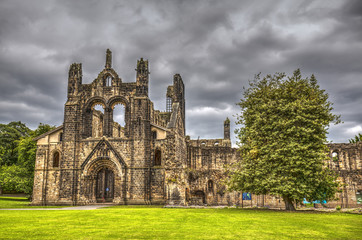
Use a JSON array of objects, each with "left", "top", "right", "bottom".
[{"left": 32, "top": 50, "right": 361, "bottom": 208}]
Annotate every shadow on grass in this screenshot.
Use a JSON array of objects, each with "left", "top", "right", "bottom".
[
  {"left": 107, "top": 205, "right": 164, "bottom": 209},
  {"left": 0, "top": 197, "right": 28, "bottom": 202}
]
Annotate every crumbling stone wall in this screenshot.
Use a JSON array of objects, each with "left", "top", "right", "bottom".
[{"left": 323, "top": 143, "right": 362, "bottom": 208}]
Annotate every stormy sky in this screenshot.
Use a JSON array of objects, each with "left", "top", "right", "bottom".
[{"left": 0, "top": 0, "right": 361, "bottom": 145}]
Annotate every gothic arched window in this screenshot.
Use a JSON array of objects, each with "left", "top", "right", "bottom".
[
  {"left": 92, "top": 104, "right": 105, "bottom": 137},
  {"left": 53, "top": 151, "right": 60, "bottom": 168},
  {"left": 112, "top": 103, "right": 126, "bottom": 137}
]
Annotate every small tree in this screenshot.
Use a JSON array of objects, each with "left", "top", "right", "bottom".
[
  {"left": 349, "top": 133, "right": 362, "bottom": 143},
  {"left": 228, "top": 70, "right": 340, "bottom": 210}
]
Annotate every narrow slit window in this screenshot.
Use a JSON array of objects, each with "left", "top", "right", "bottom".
[
  {"left": 208, "top": 180, "right": 213, "bottom": 192},
  {"left": 53, "top": 152, "right": 60, "bottom": 168},
  {"left": 154, "top": 149, "right": 161, "bottom": 166}
]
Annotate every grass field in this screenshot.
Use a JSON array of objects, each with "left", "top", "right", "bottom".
[
  {"left": 0, "top": 196, "right": 65, "bottom": 209},
  {"left": 0, "top": 197, "right": 361, "bottom": 239}
]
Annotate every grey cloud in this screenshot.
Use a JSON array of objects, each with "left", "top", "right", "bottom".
[{"left": 0, "top": 0, "right": 361, "bottom": 144}]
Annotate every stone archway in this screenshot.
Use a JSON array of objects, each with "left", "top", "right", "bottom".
[
  {"left": 96, "top": 167, "right": 115, "bottom": 202},
  {"left": 80, "top": 139, "right": 128, "bottom": 205},
  {"left": 81, "top": 158, "right": 124, "bottom": 204}
]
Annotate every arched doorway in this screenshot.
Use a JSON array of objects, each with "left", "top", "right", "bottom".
[
  {"left": 194, "top": 190, "right": 206, "bottom": 204},
  {"left": 96, "top": 167, "right": 114, "bottom": 202}
]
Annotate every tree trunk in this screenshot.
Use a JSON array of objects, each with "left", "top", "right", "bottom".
[{"left": 283, "top": 196, "right": 296, "bottom": 211}]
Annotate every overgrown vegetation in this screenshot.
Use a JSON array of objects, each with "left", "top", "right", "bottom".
[
  {"left": 0, "top": 122, "right": 55, "bottom": 197},
  {"left": 349, "top": 133, "right": 362, "bottom": 143},
  {"left": 228, "top": 70, "right": 341, "bottom": 211}
]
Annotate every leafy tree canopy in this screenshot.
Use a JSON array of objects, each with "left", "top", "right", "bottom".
[
  {"left": 0, "top": 122, "right": 55, "bottom": 196},
  {"left": 228, "top": 69, "right": 341, "bottom": 210},
  {"left": 348, "top": 133, "right": 362, "bottom": 143},
  {"left": 17, "top": 123, "right": 55, "bottom": 172},
  {"left": 0, "top": 165, "right": 33, "bottom": 194},
  {"left": 0, "top": 121, "right": 31, "bottom": 166}
]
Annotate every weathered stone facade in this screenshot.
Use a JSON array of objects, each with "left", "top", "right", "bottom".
[{"left": 32, "top": 50, "right": 361, "bottom": 208}]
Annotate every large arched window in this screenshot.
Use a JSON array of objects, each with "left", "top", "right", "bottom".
[
  {"left": 154, "top": 149, "right": 161, "bottom": 166},
  {"left": 53, "top": 151, "right": 60, "bottom": 168},
  {"left": 92, "top": 104, "right": 105, "bottom": 137},
  {"left": 112, "top": 103, "right": 126, "bottom": 137}
]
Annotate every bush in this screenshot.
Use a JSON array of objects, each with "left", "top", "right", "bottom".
[{"left": 0, "top": 165, "right": 33, "bottom": 194}]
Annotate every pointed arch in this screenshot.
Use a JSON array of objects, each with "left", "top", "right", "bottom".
[
  {"left": 81, "top": 139, "right": 127, "bottom": 174},
  {"left": 94, "top": 68, "right": 122, "bottom": 87},
  {"left": 83, "top": 97, "right": 107, "bottom": 138},
  {"left": 85, "top": 96, "right": 107, "bottom": 110},
  {"left": 107, "top": 96, "right": 130, "bottom": 138}
]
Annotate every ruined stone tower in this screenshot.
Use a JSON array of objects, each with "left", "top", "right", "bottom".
[{"left": 32, "top": 49, "right": 189, "bottom": 205}]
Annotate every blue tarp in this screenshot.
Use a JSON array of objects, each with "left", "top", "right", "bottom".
[
  {"left": 242, "top": 192, "right": 252, "bottom": 200},
  {"left": 303, "top": 198, "right": 327, "bottom": 204}
]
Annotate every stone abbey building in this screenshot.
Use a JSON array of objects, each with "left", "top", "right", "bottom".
[{"left": 32, "top": 50, "right": 361, "bottom": 207}]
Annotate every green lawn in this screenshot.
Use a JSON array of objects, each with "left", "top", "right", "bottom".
[
  {"left": 0, "top": 196, "right": 64, "bottom": 209},
  {"left": 0, "top": 198, "right": 361, "bottom": 239},
  {"left": 0, "top": 196, "right": 30, "bottom": 208}
]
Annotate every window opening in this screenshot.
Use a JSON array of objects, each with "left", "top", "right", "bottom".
[
  {"left": 113, "top": 103, "right": 126, "bottom": 137},
  {"left": 154, "top": 149, "right": 161, "bottom": 166},
  {"left": 53, "top": 152, "right": 60, "bottom": 167},
  {"left": 332, "top": 151, "right": 339, "bottom": 162},
  {"left": 208, "top": 180, "right": 213, "bottom": 192},
  {"left": 92, "top": 104, "right": 105, "bottom": 137},
  {"left": 152, "top": 131, "right": 157, "bottom": 140},
  {"left": 166, "top": 97, "right": 172, "bottom": 112},
  {"left": 106, "top": 76, "right": 112, "bottom": 87}
]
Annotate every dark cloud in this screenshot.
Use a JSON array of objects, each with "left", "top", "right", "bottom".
[{"left": 0, "top": 0, "right": 361, "bottom": 145}]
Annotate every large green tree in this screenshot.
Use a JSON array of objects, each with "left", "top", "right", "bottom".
[
  {"left": 228, "top": 70, "right": 340, "bottom": 210},
  {"left": 17, "top": 123, "right": 55, "bottom": 173},
  {"left": 0, "top": 122, "right": 54, "bottom": 196},
  {"left": 0, "top": 121, "right": 31, "bottom": 166}
]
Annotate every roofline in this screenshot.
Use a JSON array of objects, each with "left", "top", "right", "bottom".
[
  {"left": 32, "top": 125, "right": 63, "bottom": 141},
  {"left": 150, "top": 123, "right": 170, "bottom": 132}
]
